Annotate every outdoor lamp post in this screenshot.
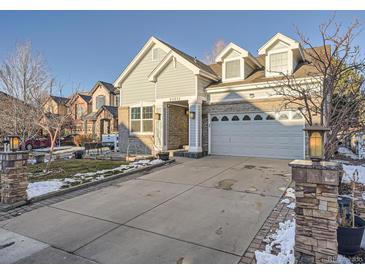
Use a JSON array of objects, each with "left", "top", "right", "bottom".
[
  {"left": 303, "top": 125, "right": 329, "bottom": 162},
  {"left": 8, "top": 135, "right": 20, "bottom": 152}
]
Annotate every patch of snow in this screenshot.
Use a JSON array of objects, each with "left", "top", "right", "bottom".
[
  {"left": 337, "top": 255, "right": 352, "bottom": 264},
  {"left": 286, "top": 202, "right": 296, "bottom": 209},
  {"left": 285, "top": 188, "right": 295, "bottom": 199},
  {"left": 132, "top": 160, "right": 151, "bottom": 166},
  {"left": 338, "top": 146, "right": 359, "bottom": 160},
  {"left": 342, "top": 164, "right": 365, "bottom": 185},
  {"left": 149, "top": 159, "right": 164, "bottom": 165},
  {"left": 280, "top": 198, "right": 290, "bottom": 204},
  {"left": 27, "top": 180, "right": 64, "bottom": 199},
  {"left": 63, "top": 178, "right": 79, "bottom": 183},
  {"left": 362, "top": 193, "right": 365, "bottom": 201},
  {"left": 255, "top": 219, "right": 355, "bottom": 264},
  {"left": 255, "top": 220, "right": 295, "bottom": 264}
]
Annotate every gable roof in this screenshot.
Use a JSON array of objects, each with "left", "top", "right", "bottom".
[
  {"left": 207, "top": 46, "right": 326, "bottom": 90},
  {"left": 258, "top": 32, "right": 305, "bottom": 60},
  {"left": 215, "top": 43, "right": 262, "bottom": 68},
  {"left": 102, "top": 105, "right": 118, "bottom": 118},
  {"left": 50, "top": 95, "right": 69, "bottom": 105},
  {"left": 84, "top": 105, "right": 118, "bottom": 121},
  {"left": 114, "top": 36, "right": 219, "bottom": 86},
  {"left": 90, "top": 81, "right": 117, "bottom": 96},
  {"left": 156, "top": 38, "right": 219, "bottom": 78},
  {"left": 79, "top": 93, "right": 92, "bottom": 103},
  {"left": 67, "top": 92, "right": 92, "bottom": 106},
  {"left": 148, "top": 50, "right": 219, "bottom": 82}
]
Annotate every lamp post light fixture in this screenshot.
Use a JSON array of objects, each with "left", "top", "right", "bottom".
[
  {"left": 2, "top": 135, "right": 21, "bottom": 152},
  {"left": 303, "top": 125, "right": 329, "bottom": 162},
  {"left": 189, "top": 111, "right": 196, "bottom": 120}
]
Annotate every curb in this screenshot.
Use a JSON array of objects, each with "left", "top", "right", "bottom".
[{"left": 0, "top": 159, "right": 175, "bottom": 211}]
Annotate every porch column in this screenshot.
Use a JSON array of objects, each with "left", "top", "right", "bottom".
[
  {"left": 188, "top": 99, "right": 202, "bottom": 153},
  {"left": 154, "top": 103, "right": 165, "bottom": 151}
]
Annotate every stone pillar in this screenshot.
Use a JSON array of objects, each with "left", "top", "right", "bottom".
[
  {"left": 289, "top": 160, "right": 340, "bottom": 264},
  {"left": 0, "top": 151, "right": 29, "bottom": 205}
]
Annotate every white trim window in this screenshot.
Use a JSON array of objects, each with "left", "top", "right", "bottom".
[
  {"left": 130, "top": 106, "right": 153, "bottom": 133},
  {"left": 225, "top": 59, "right": 241, "bottom": 79},
  {"left": 269, "top": 52, "right": 288, "bottom": 74}
]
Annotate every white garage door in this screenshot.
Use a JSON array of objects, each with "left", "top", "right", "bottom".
[{"left": 209, "top": 111, "right": 304, "bottom": 159}]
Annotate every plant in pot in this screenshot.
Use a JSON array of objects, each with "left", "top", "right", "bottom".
[
  {"left": 337, "top": 170, "right": 365, "bottom": 256},
  {"left": 157, "top": 151, "right": 169, "bottom": 161}
]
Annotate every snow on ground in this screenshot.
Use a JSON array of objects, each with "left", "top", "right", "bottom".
[
  {"left": 342, "top": 164, "right": 365, "bottom": 185},
  {"left": 255, "top": 220, "right": 354, "bottom": 264},
  {"left": 255, "top": 220, "right": 296, "bottom": 264},
  {"left": 286, "top": 202, "right": 296, "bottom": 209},
  {"left": 285, "top": 188, "right": 295, "bottom": 199},
  {"left": 27, "top": 158, "right": 166, "bottom": 199},
  {"left": 27, "top": 180, "right": 64, "bottom": 199},
  {"left": 338, "top": 146, "right": 359, "bottom": 160},
  {"left": 337, "top": 255, "right": 353, "bottom": 264},
  {"left": 280, "top": 198, "right": 290, "bottom": 204}
]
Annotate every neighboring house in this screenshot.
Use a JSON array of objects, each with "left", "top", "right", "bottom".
[
  {"left": 115, "top": 33, "right": 321, "bottom": 159},
  {"left": 82, "top": 81, "right": 119, "bottom": 140},
  {"left": 66, "top": 81, "right": 119, "bottom": 140},
  {"left": 43, "top": 95, "right": 69, "bottom": 116},
  {"left": 67, "top": 92, "right": 92, "bottom": 135}
]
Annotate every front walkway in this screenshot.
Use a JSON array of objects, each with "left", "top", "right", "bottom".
[{"left": 0, "top": 156, "right": 291, "bottom": 263}]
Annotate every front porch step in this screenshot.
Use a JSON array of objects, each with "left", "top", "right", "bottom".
[{"left": 173, "top": 150, "right": 207, "bottom": 159}]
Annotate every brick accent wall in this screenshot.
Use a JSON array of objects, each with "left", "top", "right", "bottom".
[{"left": 167, "top": 105, "right": 188, "bottom": 149}]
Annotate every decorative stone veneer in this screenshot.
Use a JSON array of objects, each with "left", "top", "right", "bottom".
[
  {"left": 0, "top": 151, "right": 29, "bottom": 204},
  {"left": 289, "top": 160, "right": 340, "bottom": 264}
]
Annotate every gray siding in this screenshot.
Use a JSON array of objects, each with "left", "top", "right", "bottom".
[
  {"left": 244, "top": 61, "right": 254, "bottom": 78},
  {"left": 156, "top": 60, "right": 196, "bottom": 99},
  {"left": 121, "top": 47, "right": 167, "bottom": 105},
  {"left": 197, "top": 76, "right": 213, "bottom": 98},
  {"left": 225, "top": 49, "right": 240, "bottom": 59}
]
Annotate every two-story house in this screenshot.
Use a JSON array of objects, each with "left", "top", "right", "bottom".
[
  {"left": 115, "top": 33, "right": 321, "bottom": 159},
  {"left": 43, "top": 95, "right": 69, "bottom": 116}
]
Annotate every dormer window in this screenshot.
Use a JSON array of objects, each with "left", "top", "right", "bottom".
[
  {"left": 215, "top": 43, "right": 262, "bottom": 83},
  {"left": 269, "top": 52, "right": 288, "bottom": 74},
  {"left": 258, "top": 33, "right": 305, "bottom": 78},
  {"left": 225, "top": 59, "right": 241, "bottom": 79}
]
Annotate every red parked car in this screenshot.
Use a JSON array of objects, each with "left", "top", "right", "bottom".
[{"left": 25, "top": 137, "right": 51, "bottom": 150}]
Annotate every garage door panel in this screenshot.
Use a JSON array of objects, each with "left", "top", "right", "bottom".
[{"left": 210, "top": 112, "right": 304, "bottom": 159}]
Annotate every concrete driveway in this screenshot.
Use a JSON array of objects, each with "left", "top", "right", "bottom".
[{"left": 0, "top": 156, "right": 291, "bottom": 264}]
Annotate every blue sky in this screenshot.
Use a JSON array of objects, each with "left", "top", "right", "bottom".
[{"left": 0, "top": 11, "right": 364, "bottom": 96}]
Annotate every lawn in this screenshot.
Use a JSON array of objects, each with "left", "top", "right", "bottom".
[{"left": 28, "top": 159, "right": 128, "bottom": 182}]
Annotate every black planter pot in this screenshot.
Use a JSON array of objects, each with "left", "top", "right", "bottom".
[
  {"left": 337, "top": 216, "right": 365, "bottom": 256},
  {"left": 74, "top": 151, "right": 85, "bottom": 159},
  {"left": 158, "top": 152, "right": 169, "bottom": 161}
]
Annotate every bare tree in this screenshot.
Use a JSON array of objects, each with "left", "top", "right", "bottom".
[
  {"left": 203, "top": 39, "right": 227, "bottom": 64},
  {"left": 36, "top": 83, "right": 75, "bottom": 172},
  {"left": 0, "top": 42, "right": 49, "bottom": 149},
  {"left": 274, "top": 17, "right": 365, "bottom": 159}
]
